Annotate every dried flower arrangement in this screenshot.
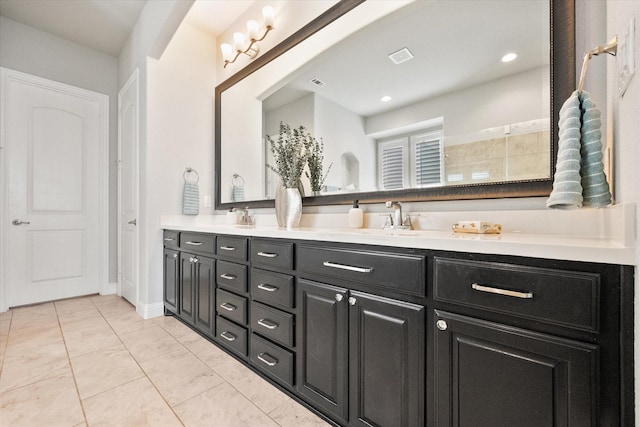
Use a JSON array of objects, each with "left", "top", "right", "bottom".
[
  {"left": 305, "top": 133, "right": 333, "bottom": 193},
  {"left": 266, "top": 123, "right": 309, "bottom": 189}
]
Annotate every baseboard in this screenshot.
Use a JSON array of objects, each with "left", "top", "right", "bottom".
[
  {"left": 137, "top": 301, "right": 164, "bottom": 319},
  {"left": 101, "top": 282, "right": 117, "bottom": 295}
]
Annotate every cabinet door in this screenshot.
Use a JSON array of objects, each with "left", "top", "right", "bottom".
[
  {"left": 349, "top": 291, "right": 425, "bottom": 427},
  {"left": 194, "top": 256, "right": 215, "bottom": 336},
  {"left": 179, "top": 252, "right": 195, "bottom": 324},
  {"left": 163, "top": 248, "right": 179, "bottom": 313},
  {"left": 297, "top": 279, "right": 349, "bottom": 424},
  {"left": 433, "top": 310, "right": 598, "bottom": 427}
]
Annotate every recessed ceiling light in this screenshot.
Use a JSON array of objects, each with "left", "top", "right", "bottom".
[
  {"left": 501, "top": 52, "right": 518, "bottom": 63},
  {"left": 381, "top": 95, "right": 392, "bottom": 102}
]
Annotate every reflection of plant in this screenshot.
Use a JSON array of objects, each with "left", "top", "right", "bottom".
[
  {"left": 305, "top": 135, "right": 332, "bottom": 192},
  {"left": 266, "top": 123, "right": 309, "bottom": 188}
]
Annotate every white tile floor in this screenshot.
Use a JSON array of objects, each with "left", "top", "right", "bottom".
[{"left": 0, "top": 294, "right": 330, "bottom": 426}]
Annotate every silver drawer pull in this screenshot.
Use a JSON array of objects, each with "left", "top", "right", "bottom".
[
  {"left": 257, "top": 251, "right": 278, "bottom": 258},
  {"left": 185, "top": 241, "right": 203, "bottom": 246},
  {"left": 257, "top": 318, "right": 278, "bottom": 330},
  {"left": 323, "top": 261, "right": 373, "bottom": 274},
  {"left": 257, "top": 283, "right": 278, "bottom": 292},
  {"left": 257, "top": 352, "right": 277, "bottom": 367},
  {"left": 163, "top": 237, "right": 175, "bottom": 241},
  {"left": 471, "top": 283, "right": 534, "bottom": 299},
  {"left": 220, "top": 273, "right": 236, "bottom": 280},
  {"left": 219, "top": 246, "right": 236, "bottom": 251},
  {"left": 220, "top": 331, "right": 236, "bottom": 342},
  {"left": 220, "top": 302, "right": 236, "bottom": 311}
]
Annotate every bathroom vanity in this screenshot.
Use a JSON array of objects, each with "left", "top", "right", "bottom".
[{"left": 161, "top": 223, "right": 634, "bottom": 427}]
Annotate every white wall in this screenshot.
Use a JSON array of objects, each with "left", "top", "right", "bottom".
[
  {"left": 605, "top": 2, "right": 640, "bottom": 423},
  {"left": 145, "top": 23, "right": 216, "bottom": 309},
  {"left": 0, "top": 16, "right": 119, "bottom": 283}
]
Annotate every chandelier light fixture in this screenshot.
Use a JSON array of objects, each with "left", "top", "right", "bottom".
[{"left": 220, "top": 6, "right": 275, "bottom": 68}]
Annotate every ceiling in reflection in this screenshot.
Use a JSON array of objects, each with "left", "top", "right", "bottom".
[{"left": 263, "top": 0, "right": 549, "bottom": 117}]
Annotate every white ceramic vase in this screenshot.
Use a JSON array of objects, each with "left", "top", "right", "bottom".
[{"left": 275, "top": 186, "right": 302, "bottom": 229}]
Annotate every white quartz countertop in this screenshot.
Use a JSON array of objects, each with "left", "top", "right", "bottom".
[{"left": 160, "top": 215, "right": 636, "bottom": 266}]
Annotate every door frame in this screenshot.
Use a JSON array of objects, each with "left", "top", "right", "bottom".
[
  {"left": 0, "top": 67, "right": 109, "bottom": 312},
  {"left": 117, "top": 69, "right": 140, "bottom": 307}
]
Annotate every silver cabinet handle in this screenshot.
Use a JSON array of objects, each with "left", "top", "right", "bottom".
[
  {"left": 257, "top": 352, "right": 277, "bottom": 367},
  {"left": 335, "top": 294, "right": 344, "bottom": 302},
  {"left": 173, "top": 253, "right": 178, "bottom": 258},
  {"left": 471, "top": 283, "right": 534, "bottom": 299},
  {"left": 185, "top": 241, "right": 203, "bottom": 246},
  {"left": 348, "top": 297, "right": 357, "bottom": 306},
  {"left": 436, "top": 320, "right": 448, "bottom": 331},
  {"left": 219, "top": 273, "right": 236, "bottom": 280},
  {"left": 257, "top": 283, "right": 278, "bottom": 292},
  {"left": 220, "top": 331, "right": 236, "bottom": 342},
  {"left": 219, "top": 246, "right": 236, "bottom": 251},
  {"left": 189, "top": 257, "right": 194, "bottom": 262},
  {"left": 192, "top": 257, "right": 198, "bottom": 263},
  {"left": 11, "top": 219, "right": 30, "bottom": 226},
  {"left": 220, "top": 302, "right": 236, "bottom": 311},
  {"left": 257, "top": 318, "right": 278, "bottom": 330},
  {"left": 163, "top": 237, "right": 174, "bottom": 241},
  {"left": 257, "top": 251, "right": 278, "bottom": 258},
  {"left": 128, "top": 219, "right": 137, "bottom": 225},
  {"left": 323, "top": 261, "right": 373, "bottom": 273}
]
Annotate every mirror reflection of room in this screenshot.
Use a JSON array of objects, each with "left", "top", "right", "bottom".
[{"left": 220, "top": 0, "right": 551, "bottom": 204}]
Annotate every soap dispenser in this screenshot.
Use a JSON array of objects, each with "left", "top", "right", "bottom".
[{"left": 348, "top": 200, "right": 363, "bottom": 229}]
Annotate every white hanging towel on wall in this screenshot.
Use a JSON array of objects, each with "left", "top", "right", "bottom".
[{"left": 183, "top": 168, "right": 199, "bottom": 215}]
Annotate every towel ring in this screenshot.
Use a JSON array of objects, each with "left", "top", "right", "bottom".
[
  {"left": 184, "top": 167, "right": 199, "bottom": 183},
  {"left": 232, "top": 173, "right": 244, "bottom": 187}
]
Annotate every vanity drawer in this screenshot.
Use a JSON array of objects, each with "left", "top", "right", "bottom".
[
  {"left": 251, "top": 268, "right": 295, "bottom": 309},
  {"left": 251, "top": 239, "right": 294, "bottom": 271},
  {"left": 216, "top": 260, "right": 248, "bottom": 293},
  {"left": 180, "top": 232, "right": 215, "bottom": 254},
  {"left": 216, "top": 288, "right": 247, "bottom": 325},
  {"left": 297, "top": 245, "right": 426, "bottom": 297},
  {"left": 217, "top": 235, "right": 248, "bottom": 261},
  {"left": 163, "top": 230, "right": 179, "bottom": 249},
  {"left": 250, "top": 333, "right": 294, "bottom": 387},
  {"left": 433, "top": 257, "right": 600, "bottom": 332},
  {"left": 251, "top": 302, "right": 294, "bottom": 348},
  {"left": 216, "top": 316, "right": 248, "bottom": 357}
]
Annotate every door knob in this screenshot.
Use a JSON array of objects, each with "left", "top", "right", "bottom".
[
  {"left": 436, "top": 320, "right": 448, "bottom": 331},
  {"left": 128, "top": 219, "right": 137, "bottom": 225},
  {"left": 12, "top": 219, "right": 30, "bottom": 226},
  {"left": 348, "top": 297, "right": 357, "bottom": 306},
  {"left": 335, "top": 294, "right": 344, "bottom": 302}
]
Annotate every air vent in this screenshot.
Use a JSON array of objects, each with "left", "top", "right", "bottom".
[
  {"left": 388, "top": 47, "right": 414, "bottom": 65},
  {"left": 309, "top": 77, "right": 325, "bottom": 86}
]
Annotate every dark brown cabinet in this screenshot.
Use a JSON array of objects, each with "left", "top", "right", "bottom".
[
  {"left": 163, "top": 230, "right": 633, "bottom": 427},
  {"left": 179, "top": 252, "right": 215, "bottom": 335},
  {"left": 433, "top": 310, "right": 598, "bottom": 427},
  {"left": 163, "top": 248, "right": 179, "bottom": 314},
  {"left": 297, "top": 279, "right": 425, "bottom": 427}
]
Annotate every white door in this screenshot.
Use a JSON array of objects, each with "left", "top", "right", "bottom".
[
  {"left": 1, "top": 69, "right": 108, "bottom": 308},
  {"left": 118, "top": 70, "right": 139, "bottom": 306}
]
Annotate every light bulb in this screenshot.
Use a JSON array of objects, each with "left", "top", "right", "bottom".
[
  {"left": 247, "top": 20, "right": 259, "bottom": 40},
  {"left": 221, "top": 43, "right": 233, "bottom": 62},
  {"left": 263, "top": 6, "right": 275, "bottom": 28}
]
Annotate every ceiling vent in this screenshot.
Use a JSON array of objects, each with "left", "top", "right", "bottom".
[
  {"left": 309, "top": 77, "right": 325, "bottom": 87},
  {"left": 388, "top": 47, "right": 414, "bottom": 65}
]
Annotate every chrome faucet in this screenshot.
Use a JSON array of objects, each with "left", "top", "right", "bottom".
[{"left": 384, "top": 201, "right": 411, "bottom": 230}]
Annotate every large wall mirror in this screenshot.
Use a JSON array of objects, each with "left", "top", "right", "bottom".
[{"left": 215, "top": 0, "right": 575, "bottom": 209}]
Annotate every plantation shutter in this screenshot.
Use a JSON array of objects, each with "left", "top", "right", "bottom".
[
  {"left": 381, "top": 144, "right": 405, "bottom": 189},
  {"left": 414, "top": 139, "right": 442, "bottom": 186}
]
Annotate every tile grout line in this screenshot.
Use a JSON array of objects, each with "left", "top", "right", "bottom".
[
  {"left": 157, "top": 317, "right": 289, "bottom": 427},
  {"left": 54, "top": 300, "right": 90, "bottom": 426},
  {"left": 92, "top": 301, "right": 188, "bottom": 426}
]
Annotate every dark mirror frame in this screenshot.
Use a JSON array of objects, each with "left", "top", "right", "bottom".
[{"left": 215, "top": 0, "right": 575, "bottom": 210}]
